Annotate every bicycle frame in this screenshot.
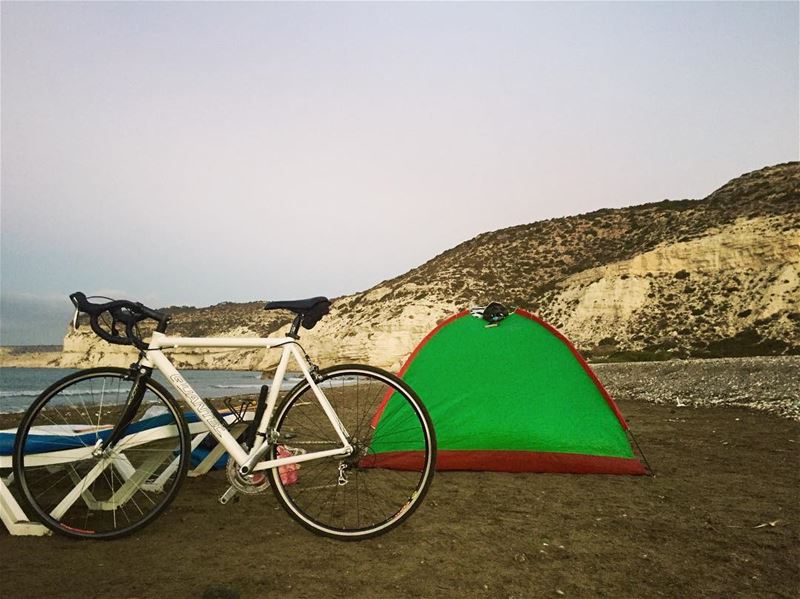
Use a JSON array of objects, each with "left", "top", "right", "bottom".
[{"left": 142, "top": 331, "right": 353, "bottom": 476}]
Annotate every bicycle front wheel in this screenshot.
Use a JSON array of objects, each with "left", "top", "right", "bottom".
[
  {"left": 268, "top": 364, "right": 436, "bottom": 540},
  {"left": 13, "top": 367, "right": 190, "bottom": 539}
]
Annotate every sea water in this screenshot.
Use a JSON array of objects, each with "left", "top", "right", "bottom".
[{"left": 0, "top": 367, "right": 304, "bottom": 415}]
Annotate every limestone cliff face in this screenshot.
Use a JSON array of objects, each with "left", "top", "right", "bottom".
[
  {"left": 59, "top": 326, "right": 275, "bottom": 371},
  {"left": 58, "top": 297, "right": 455, "bottom": 372},
  {"left": 58, "top": 302, "right": 291, "bottom": 370},
  {"left": 48, "top": 162, "right": 800, "bottom": 370},
  {"left": 537, "top": 216, "right": 799, "bottom": 355},
  {"left": 0, "top": 348, "right": 62, "bottom": 368},
  {"left": 271, "top": 300, "right": 458, "bottom": 371}
]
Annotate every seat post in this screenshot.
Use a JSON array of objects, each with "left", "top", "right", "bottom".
[{"left": 288, "top": 313, "right": 302, "bottom": 339}]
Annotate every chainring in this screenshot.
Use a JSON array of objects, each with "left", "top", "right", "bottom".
[{"left": 225, "top": 455, "right": 270, "bottom": 495}]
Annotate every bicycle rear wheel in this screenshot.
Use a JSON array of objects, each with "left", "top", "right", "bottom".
[
  {"left": 268, "top": 364, "right": 436, "bottom": 540},
  {"left": 13, "top": 367, "right": 190, "bottom": 539}
]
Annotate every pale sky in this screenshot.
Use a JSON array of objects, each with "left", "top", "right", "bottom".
[{"left": 1, "top": 1, "right": 798, "bottom": 344}]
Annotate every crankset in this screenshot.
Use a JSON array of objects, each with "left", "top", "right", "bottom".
[{"left": 225, "top": 454, "right": 270, "bottom": 496}]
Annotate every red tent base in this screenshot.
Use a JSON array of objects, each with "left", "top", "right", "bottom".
[{"left": 363, "top": 449, "right": 647, "bottom": 475}]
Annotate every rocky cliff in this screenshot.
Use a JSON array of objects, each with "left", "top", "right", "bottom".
[
  {"left": 0, "top": 347, "right": 62, "bottom": 368},
  {"left": 58, "top": 304, "right": 289, "bottom": 371},
  {"left": 53, "top": 162, "right": 800, "bottom": 370}
]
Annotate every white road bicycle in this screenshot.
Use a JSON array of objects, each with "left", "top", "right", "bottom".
[{"left": 13, "top": 292, "right": 436, "bottom": 540}]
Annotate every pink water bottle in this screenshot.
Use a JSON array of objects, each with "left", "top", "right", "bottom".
[{"left": 276, "top": 445, "right": 299, "bottom": 485}]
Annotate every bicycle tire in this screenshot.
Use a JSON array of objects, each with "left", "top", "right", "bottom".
[
  {"left": 267, "top": 364, "right": 436, "bottom": 540},
  {"left": 13, "top": 367, "right": 190, "bottom": 539}
]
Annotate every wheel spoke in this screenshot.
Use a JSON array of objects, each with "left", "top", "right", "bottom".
[
  {"left": 15, "top": 369, "right": 189, "bottom": 539},
  {"left": 270, "top": 366, "right": 435, "bottom": 539}
]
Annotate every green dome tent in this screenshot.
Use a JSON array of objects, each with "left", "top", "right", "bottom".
[{"left": 368, "top": 308, "right": 647, "bottom": 475}]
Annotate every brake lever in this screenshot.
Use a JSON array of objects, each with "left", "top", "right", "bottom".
[
  {"left": 72, "top": 307, "right": 80, "bottom": 331},
  {"left": 110, "top": 316, "right": 121, "bottom": 338}
]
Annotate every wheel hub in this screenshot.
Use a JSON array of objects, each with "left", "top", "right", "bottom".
[{"left": 343, "top": 439, "right": 370, "bottom": 468}]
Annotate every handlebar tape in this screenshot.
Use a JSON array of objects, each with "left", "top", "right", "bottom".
[{"left": 70, "top": 291, "right": 168, "bottom": 350}]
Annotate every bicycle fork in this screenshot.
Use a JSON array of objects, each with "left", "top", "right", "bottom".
[{"left": 94, "top": 364, "right": 151, "bottom": 456}]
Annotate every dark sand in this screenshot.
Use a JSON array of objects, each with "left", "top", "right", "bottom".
[{"left": 1, "top": 369, "right": 798, "bottom": 598}]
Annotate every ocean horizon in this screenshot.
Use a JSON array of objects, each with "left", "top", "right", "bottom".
[{"left": 0, "top": 367, "right": 303, "bottom": 415}]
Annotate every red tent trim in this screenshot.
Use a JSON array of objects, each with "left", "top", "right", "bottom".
[
  {"left": 372, "top": 308, "right": 629, "bottom": 431},
  {"left": 370, "top": 310, "right": 470, "bottom": 429},
  {"left": 513, "top": 309, "right": 630, "bottom": 430},
  {"left": 396, "top": 310, "right": 471, "bottom": 377},
  {"left": 362, "top": 449, "right": 647, "bottom": 475},
  {"left": 366, "top": 307, "right": 646, "bottom": 475}
]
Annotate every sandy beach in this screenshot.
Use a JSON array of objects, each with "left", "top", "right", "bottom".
[{"left": 1, "top": 358, "right": 798, "bottom": 598}]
